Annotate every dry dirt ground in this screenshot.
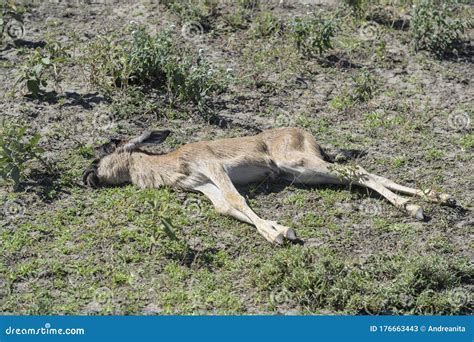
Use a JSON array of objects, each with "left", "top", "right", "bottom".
[{"left": 0, "top": 0, "right": 473, "bottom": 315}]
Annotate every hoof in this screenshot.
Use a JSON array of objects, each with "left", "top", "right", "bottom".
[
  {"left": 406, "top": 204, "right": 424, "bottom": 220},
  {"left": 273, "top": 233, "right": 284, "bottom": 245},
  {"left": 270, "top": 222, "right": 297, "bottom": 241},
  {"left": 284, "top": 228, "right": 297, "bottom": 240},
  {"left": 439, "top": 193, "right": 456, "bottom": 206}
]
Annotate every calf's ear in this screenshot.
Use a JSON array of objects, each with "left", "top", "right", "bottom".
[
  {"left": 82, "top": 164, "right": 100, "bottom": 188},
  {"left": 122, "top": 130, "right": 171, "bottom": 151}
]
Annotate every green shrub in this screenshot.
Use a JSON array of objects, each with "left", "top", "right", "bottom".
[
  {"left": 331, "top": 68, "right": 377, "bottom": 110},
  {"left": 85, "top": 26, "right": 175, "bottom": 93},
  {"left": 290, "top": 12, "right": 337, "bottom": 56},
  {"left": 224, "top": 1, "right": 260, "bottom": 30},
  {"left": 351, "top": 68, "right": 377, "bottom": 103},
  {"left": 0, "top": 120, "right": 48, "bottom": 190},
  {"left": 410, "top": 0, "right": 469, "bottom": 55},
  {"left": 342, "top": 0, "right": 365, "bottom": 16},
  {"left": 166, "top": 58, "right": 224, "bottom": 106},
  {"left": 252, "top": 11, "right": 282, "bottom": 38},
  {"left": 238, "top": 0, "right": 259, "bottom": 10},
  {"left": 251, "top": 249, "right": 472, "bottom": 314},
  {"left": 15, "top": 40, "right": 69, "bottom": 97},
  {"left": 84, "top": 25, "right": 226, "bottom": 107},
  {"left": 162, "top": 0, "right": 218, "bottom": 28}
]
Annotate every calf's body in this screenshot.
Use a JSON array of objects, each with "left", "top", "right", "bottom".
[{"left": 84, "top": 128, "right": 453, "bottom": 244}]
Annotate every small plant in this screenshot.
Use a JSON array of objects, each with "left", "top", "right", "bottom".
[
  {"left": 83, "top": 32, "right": 132, "bottom": 94},
  {"left": 410, "top": 0, "right": 469, "bottom": 55},
  {"left": 290, "top": 12, "right": 337, "bottom": 57},
  {"left": 111, "top": 87, "right": 159, "bottom": 119},
  {"left": 83, "top": 25, "right": 226, "bottom": 108},
  {"left": 331, "top": 69, "right": 377, "bottom": 110},
  {"left": 224, "top": 9, "right": 249, "bottom": 30},
  {"left": 374, "top": 39, "right": 387, "bottom": 64},
  {"left": 165, "top": 58, "right": 224, "bottom": 106},
  {"left": 224, "top": 1, "right": 260, "bottom": 30},
  {"left": 162, "top": 0, "right": 218, "bottom": 29},
  {"left": 342, "top": 0, "right": 365, "bottom": 17},
  {"left": 252, "top": 11, "right": 282, "bottom": 38},
  {"left": 0, "top": 119, "right": 50, "bottom": 190},
  {"left": 15, "top": 40, "right": 69, "bottom": 97},
  {"left": 238, "top": 0, "right": 259, "bottom": 10},
  {"left": 351, "top": 68, "right": 377, "bottom": 103}
]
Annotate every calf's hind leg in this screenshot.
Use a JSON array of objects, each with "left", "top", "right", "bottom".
[
  {"left": 368, "top": 174, "right": 454, "bottom": 205},
  {"left": 277, "top": 154, "right": 424, "bottom": 220}
]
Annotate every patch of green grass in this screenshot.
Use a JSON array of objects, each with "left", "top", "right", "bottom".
[
  {"left": 251, "top": 11, "right": 282, "bottom": 38},
  {"left": 0, "top": 119, "right": 51, "bottom": 190},
  {"left": 83, "top": 24, "right": 227, "bottom": 109},
  {"left": 162, "top": 0, "right": 218, "bottom": 29},
  {"left": 426, "top": 147, "right": 445, "bottom": 161},
  {"left": 410, "top": 0, "right": 470, "bottom": 55},
  {"left": 290, "top": 11, "right": 338, "bottom": 57},
  {"left": 250, "top": 248, "right": 472, "bottom": 314},
  {"left": 15, "top": 39, "right": 70, "bottom": 97},
  {"left": 460, "top": 133, "right": 473, "bottom": 150},
  {"left": 392, "top": 156, "right": 406, "bottom": 168},
  {"left": 331, "top": 69, "right": 377, "bottom": 110},
  {"left": 330, "top": 91, "right": 354, "bottom": 111},
  {"left": 283, "top": 191, "right": 310, "bottom": 208},
  {"left": 1, "top": 178, "right": 472, "bottom": 315},
  {"left": 364, "top": 111, "right": 384, "bottom": 128}
]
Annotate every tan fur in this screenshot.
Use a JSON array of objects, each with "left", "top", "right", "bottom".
[{"left": 91, "top": 127, "right": 453, "bottom": 244}]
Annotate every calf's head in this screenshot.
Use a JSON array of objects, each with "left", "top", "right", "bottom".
[{"left": 83, "top": 130, "right": 171, "bottom": 188}]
